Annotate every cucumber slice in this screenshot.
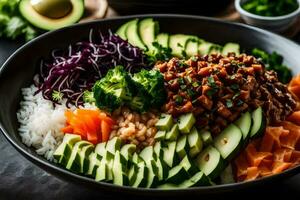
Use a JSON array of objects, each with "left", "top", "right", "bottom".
[
  {"left": 198, "top": 42, "right": 214, "bottom": 55},
  {"left": 169, "top": 34, "right": 192, "bottom": 57},
  {"left": 156, "top": 33, "right": 169, "bottom": 48},
  {"left": 154, "top": 130, "right": 166, "bottom": 141},
  {"left": 112, "top": 151, "right": 129, "bottom": 186},
  {"left": 214, "top": 124, "right": 243, "bottom": 160},
  {"left": 128, "top": 164, "right": 138, "bottom": 185},
  {"left": 116, "top": 20, "right": 131, "bottom": 40},
  {"left": 120, "top": 144, "right": 136, "bottom": 161},
  {"left": 250, "top": 107, "right": 266, "bottom": 138},
  {"left": 156, "top": 158, "right": 169, "bottom": 181},
  {"left": 188, "top": 127, "right": 203, "bottom": 158},
  {"left": 156, "top": 113, "right": 173, "bottom": 131},
  {"left": 66, "top": 141, "right": 90, "bottom": 173},
  {"left": 166, "top": 165, "right": 189, "bottom": 184},
  {"left": 220, "top": 164, "right": 235, "bottom": 184},
  {"left": 154, "top": 141, "right": 163, "bottom": 158},
  {"left": 94, "top": 142, "right": 106, "bottom": 158},
  {"left": 178, "top": 113, "right": 196, "bottom": 134},
  {"left": 166, "top": 124, "right": 179, "bottom": 141},
  {"left": 106, "top": 137, "right": 121, "bottom": 155},
  {"left": 234, "top": 112, "right": 252, "bottom": 141},
  {"left": 176, "top": 135, "right": 189, "bottom": 159},
  {"left": 209, "top": 44, "right": 223, "bottom": 54},
  {"left": 95, "top": 159, "right": 107, "bottom": 182},
  {"left": 199, "top": 130, "right": 213, "bottom": 146},
  {"left": 53, "top": 134, "right": 81, "bottom": 165},
  {"left": 131, "top": 161, "right": 148, "bottom": 187},
  {"left": 185, "top": 37, "right": 199, "bottom": 57},
  {"left": 179, "top": 155, "right": 199, "bottom": 175},
  {"left": 157, "top": 183, "right": 178, "bottom": 189},
  {"left": 125, "top": 19, "right": 146, "bottom": 49},
  {"left": 195, "top": 146, "right": 225, "bottom": 180},
  {"left": 179, "top": 171, "right": 210, "bottom": 188},
  {"left": 139, "top": 18, "right": 158, "bottom": 53},
  {"left": 163, "top": 141, "right": 179, "bottom": 168},
  {"left": 132, "top": 152, "right": 143, "bottom": 165},
  {"left": 87, "top": 152, "right": 101, "bottom": 177},
  {"left": 139, "top": 146, "right": 159, "bottom": 187},
  {"left": 78, "top": 144, "right": 94, "bottom": 173},
  {"left": 222, "top": 43, "right": 240, "bottom": 55}
]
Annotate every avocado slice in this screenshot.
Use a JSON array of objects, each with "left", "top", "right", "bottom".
[
  {"left": 53, "top": 134, "right": 81, "bottom": 165},
  {"left": 156, "top": 33, "right": 169, "bottom": 48},
  {"left": 139, "top": 18, "right": 159, "bottom": 53},
  {"left": 222, "top": 43, "right": 240, "bottom": 55},
  {"left": 166, "top": 124, "right": 180, "bottom": 141},
  {"left": 116, "top": 20, "right": 131, "bottom": 40},
  {"left": 179, "top": 155, "right": 199, "bottom": 175},
  {"left": 188, "top": 127, "right": 203, "bottom": 158},
  {"left": 166, "top": 165, "right": 189, "bottom": 184},
  {"left": 154, "top": 130, "right": 166, "bottom": 141},
  {"left": 163, "top": 141, "right": 179, "bottom": 168},
  {"left": 19, "top": 0, "right": 84, "bottom": 31},
  {"left": 176, "top": 135, "right": 189, "bottom": 159},
  {"left": 179, "top": 171, "right": 210, "bottom": 188},
  {"left": 178, "top": 113, "right": 196, "bottom": 134},
  {"left": 126, "top": 19, "right": 146, "bottom": 50}
]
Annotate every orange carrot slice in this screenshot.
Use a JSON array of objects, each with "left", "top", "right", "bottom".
[{"left": 245, "top": 167, "right": 259, "bottom": 181}]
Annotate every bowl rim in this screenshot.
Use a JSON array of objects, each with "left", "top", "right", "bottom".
[
  {"left": 1, "top": 14, "right": 300, "bottom": 194},
  {"left": 235, "top": 0, "right": 300, "bottom": 21}
]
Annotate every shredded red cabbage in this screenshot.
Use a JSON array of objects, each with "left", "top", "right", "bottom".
[{"left": 34, "top": 30, "right": 147, "bottom": 107}]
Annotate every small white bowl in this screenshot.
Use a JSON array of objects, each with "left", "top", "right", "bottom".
[{"left": 235, "top": 0, "right": 300, "bottom": 32}]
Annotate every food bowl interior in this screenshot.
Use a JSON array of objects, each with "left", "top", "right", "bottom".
[{"left": 1, "top": 15, "right": 300, "bottom": 195}]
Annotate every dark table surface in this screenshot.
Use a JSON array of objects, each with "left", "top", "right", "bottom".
[{"left": 1, "top": 32, "right": 300, "bottom": 200}]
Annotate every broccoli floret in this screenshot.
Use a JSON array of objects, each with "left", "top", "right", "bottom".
[
  {"left": 129, "top": 96, "right": 150, "bottom": 112},
  {"left": 132, "top": 69, "right": 166, "bottom": 109},
  {"left": 83, "top": 90, "right": 95, "bottom": 103},
  {"left": 92, "top": 66, "right": 133, "bottom": 111}
]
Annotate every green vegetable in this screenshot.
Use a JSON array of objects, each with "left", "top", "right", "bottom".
[
  {"left": 131, "top": 69, "right": 167, "bottom": 111},
  {"left": 92, "top": 66, "right": 134, "bottom": 112},
  {"left": 146, "top": 41, "right": 172, "bottom": 65},
  {"left": 252, "top": 48, "right": 292, "bottom": 83},
  {"left": 83, "top": 90, "right": 95, "bottom": 103},
  {"left": 242, "top": 0, "right": 299, "bottom": 17},
  {"left": 52, "top": 90, "right": 63, "bottom": 101},
  {"left": 0, "top": 0, "right": 38, "bottom": 41}
]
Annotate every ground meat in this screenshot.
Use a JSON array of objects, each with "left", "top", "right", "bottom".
[
  {"left": 155, "top": 53, "right": 297, "bottom": 135},
  {"left": 110, "top": 107, "right": 159, "bottom": 150}
]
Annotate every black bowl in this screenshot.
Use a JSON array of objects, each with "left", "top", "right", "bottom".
[
  {"left": 108, "top": 0, "right": 232, "bottom": 16},
  {"left": 1, "top": 14, "right": 300, "bottom": 196}
]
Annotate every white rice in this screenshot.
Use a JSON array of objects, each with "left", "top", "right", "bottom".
[{"left": 17, "top": 85, "right": 69, "bottom": 161}]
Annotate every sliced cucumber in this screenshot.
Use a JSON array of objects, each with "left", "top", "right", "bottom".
[
  {"left": 156, "top": 158, "right": 169, "bottom": 181},
  {"left": 220, "top": 164, "right": 235, "bottom": 184},
  {"left": 198, "top": 42, "right": 214, "bottom": 55},
  {"left": 112, "top": 151, "right": 129, "bottom": 186},
  {"left": 95, "top": 159, "right": 107, "bottom": 182},
  {"left": 66, "top": 141, "right": 90, "bottom": 173},
  {"left": 179, "top": 155, "right": 199, "bottom": 175},
  {"left": 128, "top": 164, "right": 138, "bottom": 185},
  {"left": 116, "top": 20, "right": 131, "bottom": 40},
  {"left": 53, "top": 134, "right": 81, "bottom": 165},
  {"left": 156, "top": 113, "right": 173, "bottom": 131},
  {"left": 157, "top": 183, "right": 178, "bottom": 189},
  {"left": 154, "top": 130, "right": 166, "bottom": 141},
  {"left": 199, "top": 130, "right": 213, "bottom": 146},
  {"left": 166, "top": 124, "right": 179, "bottom": 141},
  {"left": 179, "top": 171, "right": 210, "bottom": 188},
  {"left": 209, "top": 44, "right": 223, "bottom": 54},
  {"left": 195, "top": 146, "right": 225, "bottom": 180},
  {"left": 120, "top": 144, "right": 136, "bottom": 161},
  {"left": 188, "top": 127, "right": 203, "bottom": 158},
  {"left": 132, "top": 152, "right": 143, "bottom": 165},
  {"left": 156, "top": 33, "right": 169, "bottom": 48},
  {"left": 139, "top": 18, "right": 158, "bottom": 53},
  {"left": 163, "top": 141, "right": 179, "bottom": 168},
  {"left": 94, "top": 142, "right": 106, "bottom": 158},
  {"left": 78, "top": 144, "right": 94, "bottom": 173},
  {"left": 214, "top": 124, "right": 243, "bottom": 160},
  {"left": 166, "top": 165, "right": 189, "bottom": 184},
  {"left": 139, "top": 146, "right": 159, "bottom": 187},
  {"left": 131, "top": 161, "right": 148, "bottom": 187},
  {"left": 87, "top": 152, "right": 101, "bottom": 177},
  {"left": 250, "top": 107, "right": 265, "bottom": 138},
  {"left": 154, "top": 141, "right": 163, "bottom": 158},
  {"left": 126, "top": 19, "right": 146, "bottom": 49},
  {"left": 178, "top": 113, "right": 196, "bottom": 134},
  {"left": 106, "top": 137, "right": 121, "bottom": 155},
  {"left": 222, "top": 43, "right": 240, "bottom": 55},
  {"left": 169, "top": 34, "right": 192, "bottom": 57},
  {"left": 234, "top": 112, "right": 252, "bottom": 141},
  {"left": 185, "top": 37, "right": 199, "bottom": 57},
  {"left": 176, "top": 135, "right": 189, "bottom": 159}
]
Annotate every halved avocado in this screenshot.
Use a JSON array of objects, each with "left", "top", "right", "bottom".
[{"left": 19, "top": 0, "right": 84, "bottom": 30}]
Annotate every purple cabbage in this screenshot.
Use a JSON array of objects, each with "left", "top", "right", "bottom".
[{"left": 34, "top": 30, "right": 147, "bottom": 107}]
